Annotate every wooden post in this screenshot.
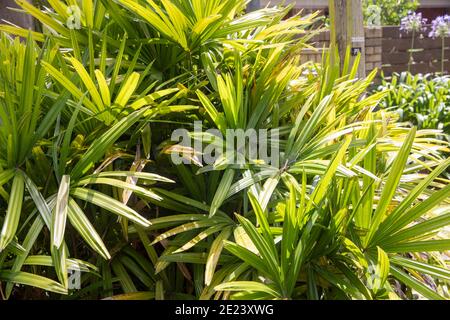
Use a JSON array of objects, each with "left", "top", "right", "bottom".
[
  {"left": 0, "top": 0, "right": 34, "bottom": 30},
  {"left": 248, "top": 0, "right": 261, "bottom": 12},
  {"left": 329, "top": 0, "right": 366, "bottom": 78}
]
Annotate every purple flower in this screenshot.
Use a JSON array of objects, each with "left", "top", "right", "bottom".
[
  {"left": 400, "top": 11, "right": 427, "bottom": 33},
  {"left": 429, "top": 15, "right": 450, "bottom": 38}
]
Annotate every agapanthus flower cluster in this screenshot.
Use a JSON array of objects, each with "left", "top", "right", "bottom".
[
  {"left": 429, "top": 15, "right": 450, "bottom": 39},
  {"left": 400, "top": 11, "right": 427, "bottom": 33}
]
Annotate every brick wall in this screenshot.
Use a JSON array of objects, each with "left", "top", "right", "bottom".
[
  {"left": 365, "top": 28, "right": 383, "bottom": 72},
  {"left": 382, "top": 26, "right": 450, "bottom": 75},
  {"left": 301, "top": 26, "right": 449, "bottom": 76},
  {"left": 300, "top": 27, "right": 383, "bottom": 74}
]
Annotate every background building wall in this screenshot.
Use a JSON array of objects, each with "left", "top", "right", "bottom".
[{"left": 0, "top": 0, "right": 34, "bottom": 30}]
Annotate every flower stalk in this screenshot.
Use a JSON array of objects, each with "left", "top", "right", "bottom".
[
  {"left": 429, "top": 15, "right": 450, "bottom": 75},
  {"left": 400, "top": 11, "right": 427, "bottom": 73}
]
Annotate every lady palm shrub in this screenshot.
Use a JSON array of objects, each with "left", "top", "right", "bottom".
[
  {"left": 0, "top": 31, "right": 177, "bottom": 298},
  {"left": 0, "top": 0, "right": 448, "bottom": 300}
]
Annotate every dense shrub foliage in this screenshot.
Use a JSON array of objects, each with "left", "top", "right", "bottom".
[
  {"left": 363, "top": 0, "right": 419, "bottom": 26},
  {"left": 0, "top": 0, "right": 449, "bottom": 300},
  {"left": 377, "top": 72, "right": 450, "bottom": 140}
]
